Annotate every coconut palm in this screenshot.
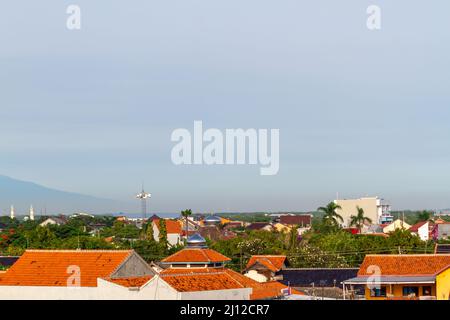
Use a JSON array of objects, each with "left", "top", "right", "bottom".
[
  {"left": 181, "top": 209, "right": 192, "bottom": 241},
  {"left": 318, "top": 202, "right": 343, "bottom": 226},
  {"left": 350, "top": 206, "right": 372, "bottom": 234}
]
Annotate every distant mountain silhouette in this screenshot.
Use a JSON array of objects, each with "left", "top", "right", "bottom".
[{"left": 0, "top": 175, "right": 129, "bottom": 215}]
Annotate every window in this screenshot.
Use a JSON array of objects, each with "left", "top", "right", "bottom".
[
  {"left": 422, "top": 286, "right": 432, "bottom": 296},
  {"left": 370, "top": 286, "right": 387, "bottom": 297},
  {"left": 402, "top": 286, "right": 419, "bottom": 297}
]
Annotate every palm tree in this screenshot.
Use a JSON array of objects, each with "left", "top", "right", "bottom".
[
  {"left": 181, "top": 209, "right": 192, "bottom": 241},
  {"left": 318, "top": 202, "right": 344, "bottom": 226},
  {"left": 350, "top": 206, "right": 372, "bottom": 234}
]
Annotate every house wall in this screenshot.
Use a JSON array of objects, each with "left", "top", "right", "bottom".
[
  {"left": 417, "top": 223, "right": 429, "bottom": 241},
  {"left": 180, "top": 288, "right": 251, "bottom": 300},
  {"left": 111, "top": 253, "right": 155, "bottom": 278},
  {"left": 383, "top": 220, "right": 411, "bottom": 234},
  {"left": 335, "top": 198, "right": 380, "bottom": 227},
  {"left": 364, "top": 284, "right": 436, "bottom": 300},
  {"left": 244, "top": 270, "right": 268, "bottom": 283},
  {"left": 167, "top": 233, "right": 181, "bottom": 247},
  {"left": 437, "top": 224, "right": 450, "bottom": 240},
  {"left": 436, "top": 268, "right": 450, "bottom": 300},
  {"left": 0, "top": 276, "right": 251, "bottom": 300},
  {"left": 153, "top": 223, "right": 160, "bottom": 242},
  {"left": 152, "top": 222, "right": 180, "bottom": 247}
]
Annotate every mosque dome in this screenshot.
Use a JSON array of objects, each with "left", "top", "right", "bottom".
[
  {"left": 187, "top": 233, "right": 207, "bottom": 248},
  {"left": 204, "top": 215, "right": 221, "bottom": 225}
]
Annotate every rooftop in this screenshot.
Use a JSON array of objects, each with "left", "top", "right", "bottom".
[
  {"left": 161, "top": 248, "right": 231, "bottom": 264},
  {"left": 153, "top": 219, "right": 182, "bottom": 234},
  {"left": 0, "top": 250, "right": 133, "bottom": 287},
  {"left": 358, "top": 254, "right": 450, "bottom": 277},
  {"left": 160, "top": 267, "right": 301, "bottom": 299},
  {"left": 246, "top": 255, "right": 286, "bottom": 272}
]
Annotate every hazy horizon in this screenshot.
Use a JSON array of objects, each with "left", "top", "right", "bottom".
[{"left": 2, "top": 1, "right": 450, "bottom": 212}]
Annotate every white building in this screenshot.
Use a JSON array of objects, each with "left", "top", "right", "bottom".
[
  {"left": 334, "top": 196, "right": 393, "bottom": 227},
  {"left": 409, "top": 221, "right": 431, "bottom": 241}
]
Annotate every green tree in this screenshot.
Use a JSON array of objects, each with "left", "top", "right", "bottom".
[
  {"left": 416, "top": 210, "right": 433, "bottom": 223},
  {"left": 288, "top": 242, "right": 350, "bottom": 268},
  {"left": 181, "top": 209, "right": 192, "bottom": 241},
  {"left": 142, "top": 221, "right": 154, "bottom": 240},
  {"left": 158, "top": 219, "right": 168, "bottom": 248},
  {"left": 318, "top": 202, "right": 343, "bottom": 227},
  {"left": 350, "top": 206, "right": 372, "bottom": 234},
  {"left": 287, "top": 225, "right": 299, "bottom": 250}
]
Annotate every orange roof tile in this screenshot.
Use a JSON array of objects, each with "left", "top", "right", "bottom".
[
  {"left": 105, "top": 276, "right": 153, "bottom": 288},
  {"left": 409, "top": 221, "right": 428, "bottom": 233},
  {"left": 246, "top": 255, "right": 286, "bottom": 272},
  {"left": 250, "top": 281, "right": 303, "bottom": 300},
  {"left": 161, "top": 270, "right": 245, "bottom": 292},
  {"left": 0, "top": 250, "right": 132, "bottom": 287},
  {"left": 162, "top": 248, "right": 231, "bottom": 264},
  {"left": 160, "top": 267, "right": 224, "bottom": 275},
  {"left": 154, "top": 219, "right": 182, "bottom": 234},
  {"left": 358, "top": 254, "right": 450, "bottom": 277},
  {"left": 160, "top": 267, "right": 302, "bottom": 299},
  {"left": 223, "top": 269, "right": 302, "bottom": 300}
]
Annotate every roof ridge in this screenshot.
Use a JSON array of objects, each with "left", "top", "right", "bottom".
[
  {"left": 223, "top": 270, "right": 246, "bottom": 288},
  {"left": 201, "top": 249, "right": 210, "bottom": 262},
  {"left": 161, "top": 271, "right": 225, "bottom": 277}
]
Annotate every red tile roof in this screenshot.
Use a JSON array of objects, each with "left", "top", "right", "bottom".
[
  {"left": 161, "top": 271, "right": 244, "bottom": 292},
  {"left": 279, "top": 215, "right": 312, "bottom": 226},
  {"left": 162, "top": 248, "right": 231, "bottom": 264},
  {"left": 0, "top": 250, "right": 132, "bottom": 287},
  {"left": 153, "top": 219, "right": 182, "bottom": 234},
  {"left": 105, "top": 276, "right": 153, "bottom": 288},
  {"left": 409, "top": 221, "right": 428, "bottom": 233},
  {"left": 358, "top": 254, "right": 450, "bottom": 277},
  {"left": 160, "top": 267, "right": 302, "bottom": 299},
  {"left": 251, "top": 281, "right": 303, "bottom": 300},
  {"left": 246, "top": 255, "right": 286, "bottom": 272}
]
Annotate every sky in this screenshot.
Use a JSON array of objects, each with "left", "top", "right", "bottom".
[{"left": 1, "top": 1, "right": 450, "bottom": 213}]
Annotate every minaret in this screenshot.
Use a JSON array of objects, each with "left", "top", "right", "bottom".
[
  {"left": 10, "top": 205, "right": 15, "bottom": 219},
  {"left": 29, "top": 205, "right": 35, "bottom": 221}
]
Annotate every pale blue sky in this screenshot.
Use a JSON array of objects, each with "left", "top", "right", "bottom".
[{"left": 1, "top": 1, "right": 450, "bottom": 213}]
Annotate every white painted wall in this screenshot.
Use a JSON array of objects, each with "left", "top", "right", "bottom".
[
  {"left": 417, "top": 222, "right": 429, "bottom": 241},
  {"left": 167, "top": 233, "right": 181, "bottom": 247},
  {"left": 0, "top": 276, "right": 251, "bottom": 300},
  {"left": 244, "top": 270, "right": 268, "bottom": 283},
  {"left": 152, "top": 222, "right": 180, "bottom": 247}
]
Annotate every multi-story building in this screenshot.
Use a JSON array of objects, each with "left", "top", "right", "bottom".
[{"left": 334, "top": 196, "right": 393, "bottom": 227}]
